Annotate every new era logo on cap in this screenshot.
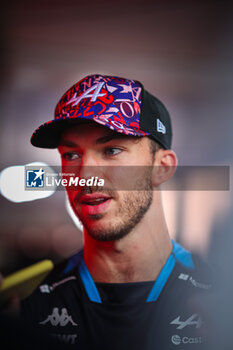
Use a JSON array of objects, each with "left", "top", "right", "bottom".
[{"left": 157, "top": 118, "right": 166, "bottom": 134}]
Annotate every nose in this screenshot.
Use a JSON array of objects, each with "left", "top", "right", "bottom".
[{"left": 78, "top": 151, "right": 102, "bottom": 180}]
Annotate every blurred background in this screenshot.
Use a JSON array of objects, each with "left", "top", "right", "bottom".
[{"left": 0, "top": 0, "right": 232, "bottom": 276}]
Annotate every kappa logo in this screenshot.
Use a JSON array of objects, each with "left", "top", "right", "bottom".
[
  {"left": 157, "top": 118, "right": 166, "bottom": 134},
  {"left": 39, "top": 307, "right": 78, "bottom": 327},
  {"left": 66, "top": 82, "right": 106, "bottom": 107},
  {"left": 170, "top": 313, "right": 203, "bottom": 330}
]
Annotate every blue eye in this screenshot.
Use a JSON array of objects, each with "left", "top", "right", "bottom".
[
  {"left": 104, "top": 148, "right": 122, "bottom": 156},
  {"left": 62, "top": 152, "right": 80, "bottom": 161}
]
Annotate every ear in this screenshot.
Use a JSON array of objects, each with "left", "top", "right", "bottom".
[{"left": 152, "top": 149, "right": 178, "bottom": 187}]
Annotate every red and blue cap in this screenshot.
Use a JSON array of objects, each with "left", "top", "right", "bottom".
[{"left": 31, "top": 74, "right": 172, "bottom": 149}]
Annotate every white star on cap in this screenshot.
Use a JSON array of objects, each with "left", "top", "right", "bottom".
[{"left": 118, "top": 84, "right": 133, "bottom": 94}]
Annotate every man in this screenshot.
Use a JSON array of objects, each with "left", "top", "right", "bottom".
[{"left": 21, "top": 74, "right": 212, "bottom": 349}]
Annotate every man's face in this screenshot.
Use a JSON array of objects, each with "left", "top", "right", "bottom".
[{"left": 58, "top": 122, "right": 155, "bottom": 242}]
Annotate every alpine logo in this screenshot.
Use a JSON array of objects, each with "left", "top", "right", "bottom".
[
  {"left": 39, "top": 307, "right": 78, "bottom": 327},
  {"left": 157, "top": 118, "right": 166, "bottom": 134},
  {"left": 170, "top": 313, "right": 203, "bottom": 330},
  {"left": 66, "top": 81, "right": 105, "bottom": 107}
]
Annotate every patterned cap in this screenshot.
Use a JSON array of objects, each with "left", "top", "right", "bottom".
[{"left": 31, "top": 74, "right": 172, "bottom": 149}]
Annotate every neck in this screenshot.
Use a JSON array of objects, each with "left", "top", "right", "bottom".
[{"left": 83, "top": 194, "right": 173, "bottom": 283}]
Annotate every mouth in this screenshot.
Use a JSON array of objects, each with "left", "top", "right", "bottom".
[
  {"left": 79, "top": 193, "right": 113, "bottom": 215},
  {"left": 80, "top": 193, "right": 112, "bottom": 204},
  {"left": 81, "top": 197, "right": 110, "bottom": 206}
]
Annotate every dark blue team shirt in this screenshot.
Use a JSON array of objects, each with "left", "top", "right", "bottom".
[{"left": 21, "top": 241, "right": 213, "bottom": 349}]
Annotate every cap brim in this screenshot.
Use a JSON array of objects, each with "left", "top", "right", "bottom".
[
  {"left": 31, "top": 119, "right": 89, "bottom": 148},
  {"left": 31, "top": 117, "right": 149, "bottom": 149}
]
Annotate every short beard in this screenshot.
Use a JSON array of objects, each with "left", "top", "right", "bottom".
[
  {"left": 86, "top": 191, "right": 153, "bottom": 241},
  {"left": 76, "top": 171, "right": 153, "bottom": 242}
]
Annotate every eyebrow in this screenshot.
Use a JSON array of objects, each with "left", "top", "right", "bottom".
[
  {"left": 95, "top": 134, "right": 129, "bottom": 144},
  {"left": 58, "top": 133, "right": 130, "bottom": 148}
]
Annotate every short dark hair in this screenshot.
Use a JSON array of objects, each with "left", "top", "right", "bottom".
[{"left": 149, "top": 137, "right": 163, "bottom": 158}]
